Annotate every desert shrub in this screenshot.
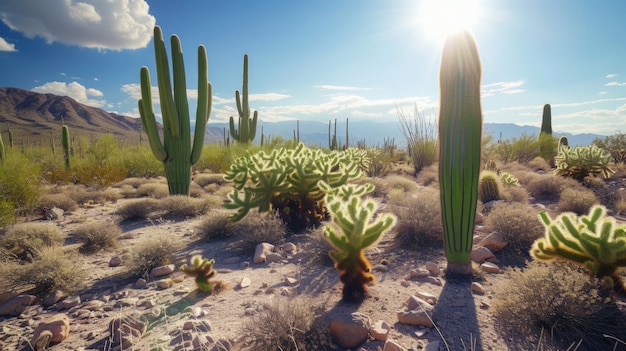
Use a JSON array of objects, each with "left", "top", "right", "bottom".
[
  {"left": 484, "top": 202, "right": 544, "bottom": 253},
  {"left": 118, "top": 145, "right": 163, "bottom": 178},
  {"left": 243, "top": 297, "right": 316, "bottom": 351},
  {"left": 237, "top": 213, "right": 288, "bottom": 253},
  {"left": 74, "top": 222, "right": 121, "bottom": 253},
  {"left": 501, "top": 186, "right": 529, "bottom": 204},
  {"left": 39, "top": 193, "right": 79, "bottom": 212},
  {"left": 117, "top": 184, "right": 137, "bottom": 198},
  {"left": 493, "top": 262, "right": 626, "bottom": 351},
  {"left": 364, "top": 147, "right": 392, "bottom": 177},
  {"left": 489, "top": 133, "right": 541, "bottom": 164},
  {"left": 415, "top": 164, "right": 439, "bottom": 187},
  {"left": 188, "top": 182, "right": 206, "bottom": 198},
  {"left": 0, "top": 200, "right": 14, "bottom": 226},
  {"left": 45, "top": 164, "right": 128, "bottom": 188},
  {"left": 115, "top": 198, "right": 160, "bottom": 220},
  {"left": 160, "top": 195, "right": 209, "bottom": 218},
  {"left": 0, "top": 222, "right": 66, "bottom": 260},
  {"left": 398, "top": 105, "right": 438, "bottom": 175},
  {"left": 195, "top": 143, "right": 236, "bottom": 173},
  {"left": 136, "top": 182, "right": 170, "bottom": 199},
  {"left": 525, "top": 174, "right": 575, "bottom": 202},
  {"left": 582, "top": 175, "right": 607, "bottom": 191},
  {"left": 196, "top": 212, "right": 238, "bottom": 241},
  {"left": 114, "top": 177, "right": 150, "bottom": 189},
  {"left": 126, "top": 234, "right": 183, "bottom": 278},
  {"left": 0, "top": 152, "right": 43, "bottom": 217},
  {"left": 382, "top": 174, "right": 420, "bottom": 193},
  {"left": 7, "top": 246, "right": 85, "bottom": 296},
  {"left": 557, "top": 187, "right": 598, "bottom": 215},
  {"left": 389, "top": 187, "right": 443, "bottom": 249},
  {"left": 592, "top": 131, "right": 626, "bottom": 164},
  {"left": 192, "top": 173, "right": 226, "bottom": 187}
]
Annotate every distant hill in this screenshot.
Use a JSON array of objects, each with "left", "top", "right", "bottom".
[
  {"left": 0, "top": 87, "right": 603, "bottom": 149},
  {"left": 0, "top": 87, "right": 143, "bottom": 146}
]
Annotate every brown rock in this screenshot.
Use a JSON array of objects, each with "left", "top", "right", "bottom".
[
  {"left": 480, "top": 261, "right": 502, "bottom": 274},
  {"left": 0, "top": 293, "right": 36, "bottom": 316},
  {"left": 477, "top": 232, "right": 507, "bottom": 252},
  {"left": 471, "top": 282, "right": 486, "bottom": 295},
  {"left": 370, "top": 320, "right": 391, "bottom": 342},
  {"left": 151, "top": 264, "right": 175, "bottom": 277},
  {"left": 424, "top": 262, "right": 441, "bottom": 275},
  {"left": 31, "top": 313, "right": 70, "bottom": 345},
  {"left": 329, "top": 312, "right": 370, "bottom": 348},
  {"left": 109, "top": 255, "right": 122, "bottom": 267},
  {"left": 384, "top": 339, "right": 407, "bottom": 351},
  {"left": 253, "top": 243, "right": 274, "bottom": 263},
  {"left": 470, "top": 246, "right": 496, "bottom": 264}
]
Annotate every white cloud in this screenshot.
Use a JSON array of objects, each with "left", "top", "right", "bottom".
[
  {"left": 32, "top": 81, "right": 106, "bottom": 108},
  {"left": 599, "top": 91, "right": 608, "bottom": 95},
  {"left": 0, "top": 0, "right": 155, "bottom": 50},
  {"left": 605, "top": 82, "right": 626, "bottom": 87},
  {"left": 0, "top": 36, "right": 16, "bottom": 51},
  {"left": 314, "top": 85, "right": 372, "bottom": 91},
  {"left": 481, "top": 80, "right": 526, "bottom": 97},
  {"left": 249, "top": 93, "right": 290, "bottom": 101},
  {"left": 606, "top": 73, "right": 618, "bottom": 78}
]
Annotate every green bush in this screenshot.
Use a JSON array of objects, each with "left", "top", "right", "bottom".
[
  {"left": 488, "top": 133, "right": 541, "bottom": 164},
  {"left": 398, "top": 105, "right": 438, "bottom": 175},
  {"left": 592, "top": 131, "right": 626, "bottom": 164},
  {"left": 0, "top": 152, "right": 43, "bottom": 218},
  {"left": 0, "top": 222, "right": 66, "bottom": 260},
  {"left": 484, "top": 202, "right": 544, "bottom": 253},
  {"left": 118, "top": 145, "right": 163, "bottom": 178}
]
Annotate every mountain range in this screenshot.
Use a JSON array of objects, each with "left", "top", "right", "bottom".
[{"left": 0, "top": 87, "right": 602, "bottom": 149}]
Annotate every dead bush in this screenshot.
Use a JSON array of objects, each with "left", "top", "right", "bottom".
[
  {"left": 126, "top": 234, "right": 183, "bottom": 278},
  {"left": 115, "top": 198, "right": 160, "bottom": 220},
  {"left": 389, "top": 187, "right": 443, "bottom": 249},
  {"left": 484, "top": 202, "right": 544, "bottom": 253},
  {"left": 502, "top": 186, "right": 529, "bottom": 204},
  {"left": 136, "top": 182, "right": 170, "bottom": 199},
  {"left": 237, "top": 213, "right": 288, "bottom": 253},
  {"left": 193, "top": 173, "right": 226, "bottom": 187},
  {"left": 196, "top": 212, "right": 238, "bottom": 241},
  {"left": 525, "top": 174, "right": 578, "bottom": 202},
  {"left": 161, "top": 195, "right": 209, "bottom": 218},
  {"left": 40, "top": 193, "right": 79, "bottom": 212},
  {"left": 0, "top": 222, "right": 66, "bottom": 260},
  {"left": 74, "top": 221, "right": 121, "bottom": 253},
  {"left": 557, "top": 187, "right": 598, "bottom": 215}
]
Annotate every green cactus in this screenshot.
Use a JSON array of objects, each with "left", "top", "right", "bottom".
[
  {"left": 0, "top": 132, "right": 5, "bottom": 162},
  {"left": 478, "top": 171, "right": 501, "bottom": 203},
  {"left": 329, "top": 119, "right": 338, "bottom": 150},
  {"left": 138, "top": 26, "right": 212, "bottom": 195},
  {"left": 558, "top": 136, "right": 569, "bottom": 153},
  {"left": 229, "top": 54, "right": 258, "bottom": 144},
  {"left": 324, "top": 183, "right": 396, "bottom": 302},
  {"left": 554, "top": 144, "right": 614, "bottom": 182},
  {"left": 540, "top": 103, "right": 552, "bottom": 135},
  {"left": 50, "top": 133, "right": 55, "bottom": 155},
  {"left": 531, "top": 205, "right": 626, "bottom": 292},
  {"left": 62, "top": 123, "right": 71, "bottom": 170},
  {"left": 180, "top": 255, "right": 217, "bottom": 292},
  {"left": 438, "top": 31, "right": 483, "bottom": 275},
  {"left": 6, "top": 124, "right": 13, "bottom": 149},
  {"left": 499, "top": 171, "right": 520, "bottom": 187},
  {"left": 224, "top": 142, "right": 366, "bottom": 230}
]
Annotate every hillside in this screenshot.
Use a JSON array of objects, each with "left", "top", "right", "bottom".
[{"left": 0, "top": 87, "right": 143, "bottom": 146}]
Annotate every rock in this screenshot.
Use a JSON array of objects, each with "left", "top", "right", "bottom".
[
  {"left": 30, "top": 313, "right": 70, "bottom": 345},
  {"left": 405, "top": 295, "right": 433, "bottom": 311},
  {"left": 474, "top": 212, "right": 484, "bottom": 224},
  {"left": 266, "top": 252, "right": 284, "bottom": 263},
  {"left": 44, "top": 207, "right": 64, "bottom": 220},
  {"left": 109, "top": 256, "right": 122, "bottom": 267},
  {"left": 253, "top": 243, "right": 274, "bottom": 263},
  {"left": 151, "top": 264, "right": 175, "bottom": 277},
  {"left": 425, "top": 277, "right": 443, "bottom": 286},
  {"left": 329, "top": 312, "right": 370, "bottom": 349},
  {"left": 285, "top": 277, "right": 298, "bottom": 286},
  {"left": 404, "top": 268, "right": 431, "bottom": 280},
  {"left": 424, "top": 262, "right": 440, "bottom": 275},
  {"left": 471, "top": 282, "right": 486, "bottom": 295},
  {"left": 156, "top": 279, "right": 173, "bottom": 289},
  {"left": 383, "top": 339, "right": 407, "bottom": 351},
  {"left": 470, "top": 246, "right": 496, "bottom": 264},
  {"left": 373, "top": 264, "right": 389, "bottom": 272},
  {"left": 400, "top": 280, "right": 411, "bottom": 288},
  {"left": 57, "top": 295, "right": 81, "bottom": 310},
  {"left": 239, "top": 277, "right": 251, "bottom": 288},
  {"left": 278, "top": 242, "right": 297, "bottom": 253},
  {"left": 397, "top": 296, "right": 434, "bottom": 327},
  {"left": 425, "top": 340, "right": 442, "bottom": 351},
  {"left": 43, "top": 290, "right": 66, "bottom": 306},
  {"left": 134, "top": 278, "right": 147, "bottom": 289},
  {"left": 0, "top": 293, "right": 36, "bottom": 316},
  {"left": 370, "top": 320, "right": 391, "bottom": 342},
  {"left": 480, "top": 262, "right": 502, "bottom": 274},
  {"left": 109, "top": 315, "right": 147, "bottom": 350},
  {"left": 414, "top": 291, "right": 438, "bottom": 305},
  {"left": 240, "top": 261, "right": 250, "bottom": 269},
  {"left": 477, "top": 232, "right": 507, "bottom": 252}
]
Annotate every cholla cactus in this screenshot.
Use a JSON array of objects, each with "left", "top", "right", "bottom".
[
  {"left": 180, "top": 255, "right": 217, "bottom": 292},
  {"left": 229, "top": 54, "right": 258, "bottom": 144},
  {"left": 324, "top": 183, "right": 396, "bottom": 302},
  {"left": 554, "top": 144, "right": 614, "bottom": 182},
  {"left": 531, "top": 205, "right": 626, "bottom": 291},
  {"left": 499, "top": 171, "right": 519, "bottom": 187}
]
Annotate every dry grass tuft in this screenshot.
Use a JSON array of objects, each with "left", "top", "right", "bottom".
[
  {"left": 0, "top": 222, "right": 66, "bottom": 260},
  {"left": 526, "top": 157, "right": 552, "bottom": 172},
  {"left": 73, "top": 221, "right": 121, "bottom": 253},
  {"left": 415, "top": 164, "right": 439, "bottom": 187},
  {"left": 126, "top": 234, "right": 183, "bottom": 278},
  {"left": 493, "top": 262, "right": 626, "bottom": 351},
  {"left": 557, "top": 187, "right": 598, "bottom": 215},
  {"left": 389, "top": 187, "right": 443, "bottom": 249},
  {"left": 236, "top": 213, "right": 288, "bottom": 253},
  {"left": 115, "top": 198, "right": 160, "bottom": 220},
  {"left": 196, "top": 211, "right": 239, "bottom": 241},
  {"left": 502, "top": 186, "right": 530, "bottom": 204},
  {"left": 160, "top": 195, "right": 209, "bottom": 218},
  {"left": 193, "top": 173, "right": 226, "bottom": 187},
  {"left": 380, "top": 174, "right": 420, "bottom": 193},
  {"left": 525, "top": 174, "right": 578, "bottom": 202},
  {"left": 40, "top": 193, "right": 79, "bottom": 212},
  {"left": 484, "top": 202, "right": 544, "bottom": 254},
  {"left": 136, "top": 182, "right": 170, "bottom": 199}
]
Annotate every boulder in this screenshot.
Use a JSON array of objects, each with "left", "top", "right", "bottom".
[
  {"left": 329, "top": 312, "right": 370, "bottom": 348},
  {"left": 31, "top": 313, "right": 70, "bottom": 345}
]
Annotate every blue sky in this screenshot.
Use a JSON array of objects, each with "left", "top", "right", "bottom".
[{"left": 1, "top": 0, "right": 625, "bottom": 136}]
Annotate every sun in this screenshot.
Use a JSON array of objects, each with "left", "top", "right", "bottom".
[{"left": 416, "top": 0, "right": 482, "bottom": 42}]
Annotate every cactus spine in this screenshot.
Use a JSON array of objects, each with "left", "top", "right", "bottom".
[
  {"left": 62, "top": 123, "right": 71, "bottom": 169},
  {"left": 229, "top": 54, "right": 258, "bottom": 144},
  {"left": 438, "top": 31, "right": 483, "bottom": 275},
  {"left": 138, "top": 26, "right": 212, "bottom": 196}
]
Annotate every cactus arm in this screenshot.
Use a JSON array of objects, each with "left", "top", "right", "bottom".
[
  {"left": 138, "top": 67, "right": 167, "bottom": 162},
  {"left": 191, "top": 44, "right": 211, "bottom": 165},
  {"left": 152, "top": 26, "right": 179, "bottom": 139}
]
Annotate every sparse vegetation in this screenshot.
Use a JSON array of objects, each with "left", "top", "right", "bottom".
[
  {"left": 115, "top": 198, "right": 160, "bottom": 220},
  {"left": 73, "top": 221, "right": 121, "bottom": 253},
  {"left": 160, "top": 195, "right": 209, "bottom": 217},
  {"left": 0, "top": 222, "right": 66, "bottom": 260},
  {"left": 484, "top": 202, "right": 544, "bottom": 253},
  {"left": 389, "top": 186, "right": 443, "bottom": 249},
  {"left": 196, "top": 211, "right": 239, "bottom": 241},
  {"left": 557, "top": 187, "right": 598, "bottom": 215},
  {"left": 126, "top": 234, "right": 183, "bottom": 278}
]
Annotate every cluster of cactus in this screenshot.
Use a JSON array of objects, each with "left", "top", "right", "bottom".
[
  {"left": 531, "top": 205, "right": 626, "bottom": 292},
  {"left": 138, "top": 26, "right": 212, "bottom": 195},
  {"left": 554, "top": 144, "right": 614, "bottom": 182},
  {"left": 224, "top": 142, "right": 368, "bottom": 231},
  {"left": 229, "top": 54, "right": 258, "bottom": 145},
  {"left": 328, "top": 118, "right": 349, "bottom": 150},
  {"left": 323, "top": 182, "right": 396, "bottom": 302},
  {"left": 180, "top": 255, "right": 217, "bottom": 292},
  {"left": 62, "top": 123, "right": 71, "bottom": 170},
  {"left": 438, "top": 31, "right": 483, "bottom": 275}
]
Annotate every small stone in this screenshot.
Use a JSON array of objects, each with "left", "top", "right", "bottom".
[
  {"left": 44, "top": 207, "right": 64, "bottom": 220},
  {"left": 329, "top": 312, "right": 370, "bottom": 349},
  {"left": 477, "top": 232, "right": 508, "bottom": 252},
  {"left": 266, "top": 252, "right": 284, "bottom": 263},
  {"left": 113, "top": 298, "right": 138, "bottom": 308},
  {"left": 43, "top": 290, "right": 66, "bottom": 306},
  {"left": 405, "top": 296, "right": 433, "bottom": 311},
  {"left": 278, "top": 242, "right": 297, "bottom": 253},
  {"left": 471, "top": 246, "right": 496, "bottom": 264},
  {"left": 370, "top": 320, "right": 391, "bottom": 342},
  {"left": 240, "top": 261, "right": 250, "bottom": 269},
  {"left": 414, "top": 291, "right": 438, "bottom": 305},
  {"left": 151, "top": 264, "right": 175, "bottom": 277},
  {"left": 383, "top": 339, "right": 407, "bottom": 351},
  {"left": 400, "top": 280, "right": 411, "bottom": 288},
  {"left": 174, "top": 286, "right": 190, "bottom": 295},
  {"left": 425, "top": 340, "right": 441, "bottom": 351},
  {"left": 239, "top": 277, "right": 251, "bottom": 288},
  {"left": 425, "top": 276, "right": 443, "bottom": 286},
  {"left": 134, "top": 278, "right": 147, "bottom": 289},
  {"left": 424, "top": 262, "right": 440, "bottom": 275},
  {"left": 471, "top": 282, "right": 486, "bottom": 295},
  {"left": 137, "top": 299, "right": 156, "bottom": 309},
  {"left": 285, "top": 277, "right": 298, "bottom": 286},
  {"left": 58, "top": 295, "right": 81, "bottom": 310},
  {"left": 0, "top": 293, "right": 35, "bottom": 316},
  {"left": 480, "top": 262, "right": 502, "bottom": 274},
  {"left": 397, "top": 308, "right": 434, "bottom": 327},
  {"left": 30, "top": 314, "right": 70, "bottom": 345},
  {"left": 407, "top": 268, "right": 431, "bottom": 279},
  {"left": 373, "top": 264, "right": 389, "bottom": 272},
  {"left": 156, "top": 279, "right": 172, "bottom": 289},
  {"left": 109, "top": 256, "right": 122, "bottom": 267},
  {"left": 253, "top": 243, "right": 274, "bottom": 264}
]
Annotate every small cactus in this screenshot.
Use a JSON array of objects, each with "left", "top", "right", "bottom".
[
  {"left": 478, "top": 171, "right": 501, "bottom": 203},
  {"left": 180, "top": 255, "right": 217, "bottom": 292}
]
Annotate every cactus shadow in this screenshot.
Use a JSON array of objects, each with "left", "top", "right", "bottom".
[{"left": 431, "top": 275, "right": 484, "bottom": 350}]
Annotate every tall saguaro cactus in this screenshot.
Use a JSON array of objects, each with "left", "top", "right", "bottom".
[
  {"left": 229, "top": 54, "right": 258, "bottom": 144},
  {"left": 438, "top": 31, "right": 483, "bottom": 276},
  {"left": 539, "top": 103, "right": 554, "bottom": 162},
  {"left": 62, "top": 123, "right": 71, "bottom": 170},
  {"left": 138, "top": 26, "right": 212, "bottom": 195}
]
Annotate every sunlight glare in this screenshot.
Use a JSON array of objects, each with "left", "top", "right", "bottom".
[{"left": 417, "top": 0, "right": 482, "bottom": 42}]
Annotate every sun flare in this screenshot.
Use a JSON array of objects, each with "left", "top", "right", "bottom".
[{"left": 417, "top": 0, "right": 482, "bottom": 42}]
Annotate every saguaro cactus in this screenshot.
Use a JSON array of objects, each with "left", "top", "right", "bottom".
[
  {"left": 229, "top": 54, "right": 258, "bottom": 144},
  {"left": 138, "top": 26, "right": 212, "bottom": 195},
  {"left": 0, "top": 133, "right": 5, "bottom": 162},
  {"left": 539, "top": 103, "right": 554, "bottom": 162},
  {"left": 62, "top": 123, "right": 71, "bottom": 170},
  {"left": 540, "top": 103, "right": 552, "bottom": 135},
  {"left": 438, "top": 31, "right": 483, "bottom": 276}
]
